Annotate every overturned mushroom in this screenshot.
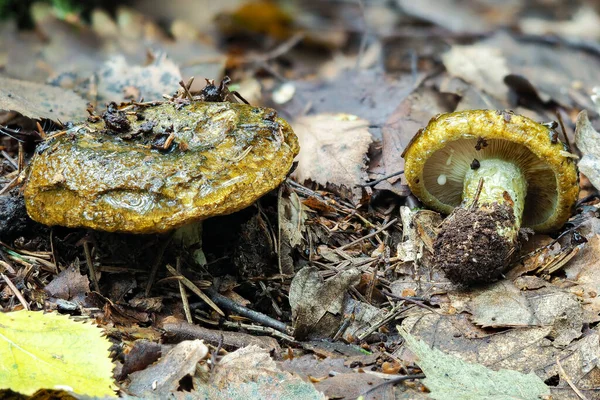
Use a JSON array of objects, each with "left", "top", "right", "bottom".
[
  {"left": 402, "top": 110, "right": 578, "bottom": 285},
  {"left": 24, "top": 100, "right": 299, "bottom": 234}
]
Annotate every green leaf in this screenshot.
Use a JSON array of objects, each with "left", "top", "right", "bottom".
[
  {"left": 398, "top": 327, "right": 550, "bottom": 400},
  {"left": 0, "top": 310, "right": 116, "bottom": 397}
]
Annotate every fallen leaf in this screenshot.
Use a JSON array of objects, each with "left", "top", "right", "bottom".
[
  {"left": 575, "top": 110, "right": 600, "bottom": 190},
  {"left": 442, "top": 44, "right": 510, "bottom": 101},
  {"left": 94, "top": 54, "right": 182, "bottom": 104},
  {"left": 0, "top": 310, "right": 116, "bottom": 397},
  {"left": 399, "top": 327, "right": 551, "bottom": 400},
  {"left": 520, "top": 6, "right": 600, "bottom": 41},
  {"left": 118, "top": 339, "right": 162, "bottom": 380},
  {"left": 43, "top": 266, "right": 90, "bottom": 303},
  {"left": 278, "top": 188, "right": 307, "bottom": 276},
  {"left": 126, "top": 339, "right": 208, "bottom": 397},
  {"left": 0, "top": 76, "right": 87, "bottom": 123},
  {"left": 565, "top": 234, "right": 600, "bottom": 322},
  {"left": 483, "top": 32, "right": 600, "bottom": 110},
  {"left": 380, "top": 85, "right": 452, "bottom": 194},
  {"left": 466, "top": 281, "right": 583, "bottom": 347},
  {"left": 292, "top": 113, "right": 373, "bottom": 203},
  {"left": 289, "top": 266, "right": 361, "bottom": 339},
  {"left": 398, "top": 311, "right": 600, "bottom": 397},
  {"left": 197, "top": 345, "right": 325, "bottom": 399}
]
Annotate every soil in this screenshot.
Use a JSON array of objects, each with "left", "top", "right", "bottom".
[{"left": 433, "top": 202, "right": 517, "bottom": 285}]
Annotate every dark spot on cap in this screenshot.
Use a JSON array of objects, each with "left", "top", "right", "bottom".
[{"left": 470, "top": 159, "right": 480, "bottom": 169}]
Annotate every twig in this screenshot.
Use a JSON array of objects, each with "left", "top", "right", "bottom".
[
  {"left": 163, "top": 321, "right": 281, "bottom": 354},
  {"left": 206, "top": 288, "right": 290, "bottom": 334},
  {"left": 0, "top": 175, "right": 18, "bottom": 196},
  {"left": 1, "top": 150, "right": 18, "bottom": 169},
  {"left": 556, "top": 355, "right": 588, "bottom": 400},
  {"left": 359, "top": 170, "right": 404, "bottom": 187},
  {"left": 252, "top": 33, "right": 305, "bottom": 64},
  {"left": 362, "top": 374, "right": 426, "bottom": 396},
  {"left": 83, "top": 241, "right": 99, "bottom": 292},
  {"left": 165, "top": 264, "right": 224, "bottom": 316},
  {"left": 555, "top": 109, "right": 572, "bottom": 152},
  {"left": 381, "top": 290, "right": 441, "bottom": 314},
  {"left": 470, "top": 178, "right": 485, "bottom": 210},
  {"left": 1, "top": 273, "right": 30, "bottom": 310},
  {"left": 176, "top": 257, "right": 193, "bottom": 324},
  {"left": 334, "top": 218, "right": 398, "bottom": 252},
  {"left": 17, "top": 142, "right": 24, "bottom": 173},
  {"left": 178, "top": 79, "right": 194, "bottom": 101},
  {"left": 145, "top": 234, "right": 172, "bottom": 296},
  {"left": 221, "top": 320, "right": 296, "bottom": 343}
]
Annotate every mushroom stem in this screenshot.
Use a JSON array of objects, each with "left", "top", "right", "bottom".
[
  {"left": 463, "top": 158, "right": 527, "bottom": 237},
  {"left": 173, "top": 221, "right": 207, "bottom": 266},
  {"left": 434, "top": 158, "right": 528, "bottom": 284}
]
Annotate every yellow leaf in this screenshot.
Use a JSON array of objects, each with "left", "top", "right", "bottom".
[{"left": 0, "top": 310, "right": 116, "bottom": 397}]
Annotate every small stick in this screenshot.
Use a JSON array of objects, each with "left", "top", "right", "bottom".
[
  {"left": 555, "top": 109, "right": 572, "bottom": 152},
  {"left": 17, "top": 143, "right": 24, "bottom": 173},
  {"left": 221, "top": 320, "right": 296, "bottom": 342},
  {"left": 178, "top": 80, "right": 194, "bottom": 101},
  {"left": 359, "top": 170, "right": 404, "bottom": 187},
  {"left": 176, "top": 257, "right": 193, "bottom": 324},
  {"left": 145, "top": 234, "right": 172, "bottom": 296},
  {"left": 334, "top": 218, "right": 398, "bottom": 252},
  {"left": 1, "top": 150, "right": 18, "bottom": 169},
  {"left": 83, "top": 241, "right": 99, "bottom": 292},
  {"left": 470, "top": 178, "right": 485, "bottom": 210},
  {"left": 556, "top": 355, "right": 588, "bottom": 400},
  {"left": 362, "top": 374, "right": 426, "bottom": 396},
  {"left": 166, "top": 264, "right": 224, "bottom": 316},
  {"left": 206, "top": 288, "right": 290, "bottom": 333},
  {"left": 1, "top": 273, "right": 30, "bottom": 310}
]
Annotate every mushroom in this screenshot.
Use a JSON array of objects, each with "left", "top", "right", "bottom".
[
  {"left": 402, "top": 110, "right": 579, "bottom": 284},
  {"left": 24, "top": 101, "right": 298, "bottom": 234}
]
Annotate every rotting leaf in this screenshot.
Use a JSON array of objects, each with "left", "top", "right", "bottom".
[
  {"left": 0, "top": 310, "right": 116, "bottom": 397},
  {"left": 565, "top": 234, "right": 600, "bottom": 322},
  {"left": 575, "top": 110, "right": 600, "bottom": 191},
  {"left": 126, "top": 339, "right": 208, "bottom": 397},
  {"left": 289, "top": 266, "right": 361, "bottom": 340},
  {"left": 399, "top": 327, "right": 551, "bottom": 400},
  {"left": 465, "top": 281, "right": 583, "bottom": 346},
  {"left": 292, "top": 113, "right": 372, "bottom": 203},
  {"left": 94, "top": 54, "right": 183, "bottom": 104},
  {"left": 0, "top": 76, "right": 88, "bottom": 123},
  {"left": 197, "top": 345, "right": 325, "bottom": 399},
  {"left": 442, "top": 44, "right": 510, "bottom": 101},
  {"left": 43, "top": 265, "right": 90, "bottom": 303}
]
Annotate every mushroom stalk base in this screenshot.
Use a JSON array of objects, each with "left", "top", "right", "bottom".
[{"left": 434, "top": 159, "right": 527, "bottom": 285}]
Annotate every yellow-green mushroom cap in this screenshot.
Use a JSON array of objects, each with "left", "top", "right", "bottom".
[
  {"left": 24, "top": 101, "right": 299, "bottom": 234},
  {"left": 402, "top": 110, "right": 579, "bottom": 233}
]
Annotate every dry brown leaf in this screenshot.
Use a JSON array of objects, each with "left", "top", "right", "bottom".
[
  {"left": 43, "top": 266, "right": 90, "bottom": 302},
  {"left": 95, "top": 54, "right": 183, "bottom": 103},
  {"left": 0, "top": 76, "right": 88, "bottom": 123},
  {"left": 398, "top": 310, "right": 600, "bottom": 396},
  {"left": 575, "top": 110, "right": 600, "bottom": 191},
  {"left": 520, "top": 6, "right": 600, "bottom": 41},
  {"left": 442, "top": 44, "right": 510, "bottom": 101},
  {"left": 126, "top": 339, "right": 208, "bottom": 397},
  {"left": 198, "top": 345, "right": 325, "bottom": 399},
  {"left": 292, "top": 113, "right": 372, "bottom": 203},
  {"left": 565, "top": 234, "right": 600, "bottom": 322},
  {"left": 289, "top": 266, "right": 361, "bottom": 340}
]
